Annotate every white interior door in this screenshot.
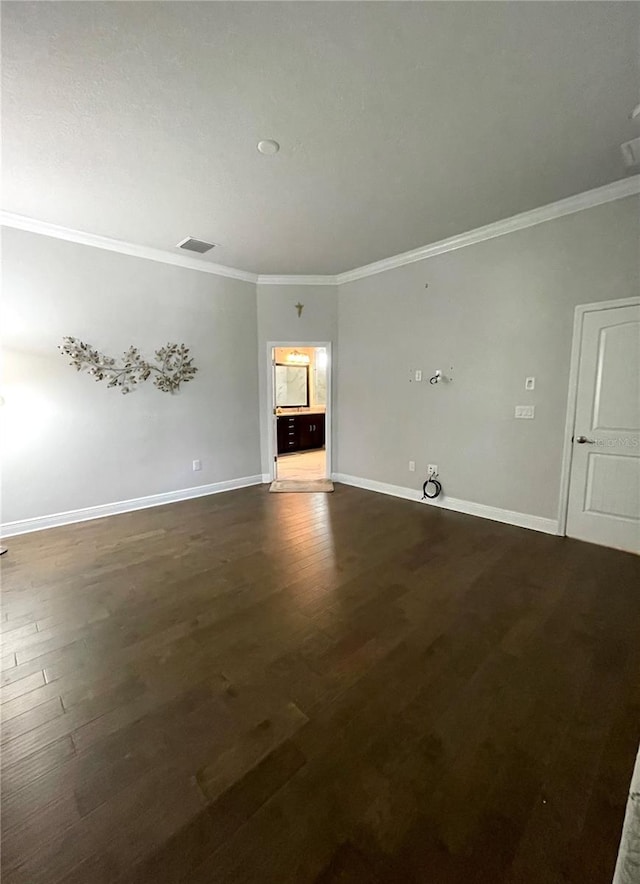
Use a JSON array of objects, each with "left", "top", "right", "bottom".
[{"left": 566, "top": 303, "right": 640, "bottom": 554}]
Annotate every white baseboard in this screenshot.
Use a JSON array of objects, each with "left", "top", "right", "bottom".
[
  {"left": 3, "top": 471, "right": 559, "bottom": 539},
  {"left": 332, "top": 473, "right": 559, "bottom": 536},
  {"left": 1, "top": 474, "right": 265, "bottom": 538}
]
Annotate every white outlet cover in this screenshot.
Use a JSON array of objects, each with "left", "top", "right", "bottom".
[
  {"left": 515, "top": 405, "right": 535, "bottom": 419},
  {"left": 192, "top": 459, "right": 202, "bottom": 471},
  {"left": 409, "top": 460, "right": 416, "bottom": 472}
]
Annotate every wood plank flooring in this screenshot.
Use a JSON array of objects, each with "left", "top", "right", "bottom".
[{"left": 1, "top": 484, "right": 639, "bottom": 884}]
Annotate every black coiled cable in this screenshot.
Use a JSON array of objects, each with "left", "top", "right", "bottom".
[{"left": 422, "top": 477, "right": 442, "bottom": 499}]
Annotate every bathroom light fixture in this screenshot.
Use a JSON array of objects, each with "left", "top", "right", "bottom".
[{"left": 286, "top": 350, "right": 310, "bottom": 365}]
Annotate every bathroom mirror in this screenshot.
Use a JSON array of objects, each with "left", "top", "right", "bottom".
[{"left": 275, "top": 364, "right": 309, "bottom": 407}]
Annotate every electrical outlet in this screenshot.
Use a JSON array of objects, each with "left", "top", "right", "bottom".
[
  {"left": 515, "top": 405, "right": 535, "bottom": 419},
  {"left": 409, "top": 460, "right": 416, "bottom": 472},
  {"left": 427, "top": 464, "right": 438, "bottom": 478},
  {"left": 414, "top": 370, "right": 422, "bottom": 382},
  {"left": 192, "top": 459, "right": 202, "bottom": 471}
]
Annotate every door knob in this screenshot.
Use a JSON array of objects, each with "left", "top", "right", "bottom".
[{"left": 575, "top": 435, "right": 595, "bottom": 444}]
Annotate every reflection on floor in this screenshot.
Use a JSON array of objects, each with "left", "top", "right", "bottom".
[{"left": 277, "top": 449, "right": 326, "bottom": 481}]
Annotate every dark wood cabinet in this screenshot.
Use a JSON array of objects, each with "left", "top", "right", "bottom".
[
  {"left": 300, "top": 415, "right": 325, "bottom": 451},
  {"left": 277, "top": 413, "right": 325, "bottom": 454},
  {"left": 277, "top": 415, "right": 299, "bottom": 454}
]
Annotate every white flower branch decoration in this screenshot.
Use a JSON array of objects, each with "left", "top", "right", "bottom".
[{"left": 59, "top": 337, "right": 198, "bottom": 394}]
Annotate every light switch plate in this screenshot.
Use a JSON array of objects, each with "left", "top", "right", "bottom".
[
  {"left": 415, "top": 370, "right": 422, "bottom": 382},
  {"left": 525, "top": 377, "right": 535, "bottom": 390},
  {"left": 515, "top": 405, "right": 535, "bottom": 419}
]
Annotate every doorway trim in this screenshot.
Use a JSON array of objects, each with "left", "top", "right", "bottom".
[
  {"left": 266, "top": 341, "right": 333, "bottom": 483},
  {"left": 557, "top": 296, "right": 640, "bottom": 536}
]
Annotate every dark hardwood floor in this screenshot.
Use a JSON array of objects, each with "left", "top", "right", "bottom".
[{"left": 1, "top": 484, "right": 639, "bottom": 884}]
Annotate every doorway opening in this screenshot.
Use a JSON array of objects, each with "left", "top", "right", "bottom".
[{"left": 268, "top": 343, "right": 331, "bottom": 482}]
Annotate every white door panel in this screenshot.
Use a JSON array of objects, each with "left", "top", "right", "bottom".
[
  {"left": 584, "top": 452, "right": 639, "bottom": 520},
  {"left": 592, "top": 322, "right": 640, "bottom": 431},
  {"left": 566, "top": 304, "right": 640, "bottom": 554}
]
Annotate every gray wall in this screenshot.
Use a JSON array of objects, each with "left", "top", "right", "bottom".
[
  {"left": 256, "top": 284, "right": 338, "bottom": 476},
  {"left": 2, "top": 229, "right": 261, "bottom": 524},
  {"left": 4, "top": 196, "right": 637, "bottom": 527},
  {"left": 336, "top": 197, "right": 640, "bottom": 520}
]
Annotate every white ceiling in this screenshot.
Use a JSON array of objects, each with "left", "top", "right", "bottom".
[{"left": 3, "top": 2, "right": 639, "bottom": 276}]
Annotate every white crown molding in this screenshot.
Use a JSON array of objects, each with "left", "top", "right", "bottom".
[
  {"left": 332, "top": 473, "right": 559, "bottom": 535},
  {"left": 256, "top": 274, "right": 338, "bottom": 286},
  {"left": 335, "top": 175, "right": 640, "bottom": 285},
  {"left": 3, "top": 175, "right": 638, "bottom": 288},
  {"left": 0, "top": 212, "right": 258, "bottom": 284},
  {"left": 0, "top": 474, "right": 266, "bottom": 538}
]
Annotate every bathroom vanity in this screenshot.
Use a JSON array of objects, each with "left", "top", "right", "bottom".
[{"left": 277, "top": 413, "right": 326, "bottom": 454}]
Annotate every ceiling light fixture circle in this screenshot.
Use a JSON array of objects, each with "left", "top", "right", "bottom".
[{"left": 257, "top": 139, "right": 280, "bottom": 155}]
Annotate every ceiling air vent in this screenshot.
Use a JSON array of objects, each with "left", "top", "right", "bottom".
[
  {"left": 621, "top": 137, "right": 640, "bottom": 168},
  {"left": 176, "top": 237, "right": 216, "bottom": 254}
]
